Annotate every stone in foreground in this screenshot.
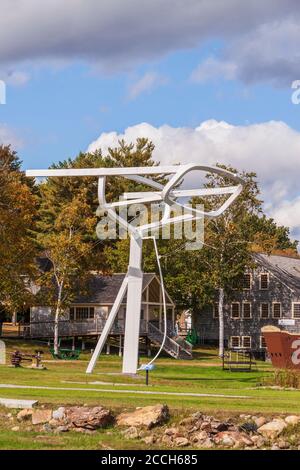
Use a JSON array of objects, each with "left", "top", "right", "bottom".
[
  {"left": 258, "top": 419, "right": 287, "bottom": 439},
  {"left": 116, "top": 404, "right": 170, "bottom": 429},
  {"left": 32, "top": 409, "right": 52, "bottom": 425},
  {"left": 66, "top": 406, "right": 114, "bottom": 430}
]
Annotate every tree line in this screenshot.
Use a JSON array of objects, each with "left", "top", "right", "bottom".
[{"left": 0, "top": 141, "right": 297, "bottom": 354}]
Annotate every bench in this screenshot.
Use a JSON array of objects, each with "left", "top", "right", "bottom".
[{"left": 222, "top": 349, "right": 257, "bottom": 372}]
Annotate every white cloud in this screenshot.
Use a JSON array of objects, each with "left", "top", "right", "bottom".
[
  {"left": 0, "top": 0, "right": 298, "bottom": 84},
  {"left": 270, "top": 197, "right": 300, "bottom": 232},
  {"left": 0, "top": 124, "right": 22, "bottom": 148},
  {"left": 191, "top": 57, "right": 237, "bottom": 83},
  {"left": 127, "top": 72, "right": 167, "bottom": 100},
  {"left": 88, "top": 119, "right": 300, "bottom": 241},
  {"left": 192, "top": 18, "right": 300, "bottom": 86}
]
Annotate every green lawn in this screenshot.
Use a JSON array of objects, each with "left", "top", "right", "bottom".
[{"left": 1, "top": 339, "right": 300, "bottom": 449}]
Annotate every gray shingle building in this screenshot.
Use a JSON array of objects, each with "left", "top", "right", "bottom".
[{"left": 194, "top": 253, "right": 300, "bottom": 351}]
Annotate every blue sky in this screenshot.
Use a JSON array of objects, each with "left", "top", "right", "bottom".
[
  {"left": 0, "top": 44, "right": 298, "bottom": 169},
  {"left": 1, "top": 1, "right": 300, "bottom": 240}
]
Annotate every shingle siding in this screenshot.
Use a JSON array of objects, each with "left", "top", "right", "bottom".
[{"left": 194, "top": 254, "right": 300, "bottom": 350}]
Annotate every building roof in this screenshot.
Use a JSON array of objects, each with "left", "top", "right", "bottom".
[
  {"left": 254, "top": 253, "right": 300, "bottom": 294},
  {"left": 73, "top": 273, "right": 158, "bottom": 304}
]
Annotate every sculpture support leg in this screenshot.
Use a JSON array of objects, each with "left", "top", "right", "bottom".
[
  {"left": 122, "top": 236, "right": 143, "bottom": 374},
  {"left": 86, "top": 275, "right": 128, "bottom": 373}
]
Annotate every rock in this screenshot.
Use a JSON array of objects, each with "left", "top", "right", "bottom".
[
  {"left": 251, "top": 435, "right": 265, "bottom": 448},
  {"left": 11, "top": 426, "right": 19, "bottom": 432},
  {"left": 161, "top": 434, "right": 173, "bottom": 446},
  {"left": 192, "top": 431, "right": 209, "bottom": 443},
  {"left": 253, "top": 416, "right": 267, "bottom": 428},
  {"left": 54, "top": 426, "right": 69, "bottom": 433},
  {"left": 258, "top": 419, "right": 287, "bottom": 440},
  {"left": 214, "top": 431, "right": 253, "bottom": 448},
  {"left": 200, "top": 421, "right": 212, "bottom": 432},
  {"left": 66, "top": 406, "right": 114, "bottom": 430},
  {"left": 211, "top": 421, "right": 230, "bottom": 432},
  {"left": 142, "top": 435, "right": 156, "bottom": 445},
  {"left": 42, "top": 423, "right": 53, "bottom": 433},
  {"left": 49, "top": 419, "right": 60, "bottom": 427},
  {"left": 116, "top": 404, "right": 169, "bottom": 429},
  {"left": 196, "top": 438, "right": 214, "bottom": 449},
  {"left": 122, "top": 426, "right": 140, "bottom": 440},
  {"left": 277, "top": 439, "right": 289, "bottom": 449},
  {"left": 164, "top": 427, "right": 179, "bottom": 436},
  {"left": 17, "top": 409, "right": 33, "bottom": 422},
  {"left": 32, "top": 409, "right": 52, "bottom": 425},
  {"left": 271, "top": 444, "right": 280, "bottom": 450},
  {"left": 285, "top": 415, "right": 300, "bottom": 426},
  {"left": 174, "top": 437, "right": 189, "bottom": 447},
  {"left": 52, "top": 407, "right": 65, "bottom": 421}
]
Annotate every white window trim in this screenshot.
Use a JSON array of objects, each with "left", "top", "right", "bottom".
[
  {"left": 242, "top": 273, "right": 252, "bottom": 291},
  {"left": 242, "top": 302, "right": 252, "bottom": 319},
  {"left": 242, "top": 336, "right": 251, "bottom": 349},
  {"left": 260, "top": 335, "right": 267, "bottom": 349},
  {"left": 272, "top": 302, "right": 282, "bottom": 319},
  {"left": 260, "top": 302, "right": 270, "bottom": 319},
  {"left": 231, "top": 302, "right": 240, "bottom": 319},
  {"left": 259, "top": 272, "right": 269, "bottom": 290},
  {"left": 292, "top": 302, "right": 300, "bottom": 319},
  {"left": 230, "top": 336, "right": 240, "bottom": 348},
  {"left": 69, "top": 305, "right": 96, "bottom": 321}
]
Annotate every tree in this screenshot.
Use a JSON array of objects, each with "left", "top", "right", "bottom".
[
  {"left": 0, "top": 146, "right": 37, "bottom": 324},
  {"left": 37, "top": 191, "right": 96, "bottom": 353}
]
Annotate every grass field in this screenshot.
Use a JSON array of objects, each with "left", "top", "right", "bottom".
[{"left": 0, "top": 339, "right": 299, "bottom": 449}]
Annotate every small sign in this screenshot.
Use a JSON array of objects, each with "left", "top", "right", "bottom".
[
  {"left": 139, "top": 364, "right": 155, "bottom": 371},
  {"left": 279, "top": 319, "right": 295, "bottom": 326}
]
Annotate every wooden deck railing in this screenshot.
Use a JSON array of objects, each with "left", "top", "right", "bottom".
[{"left": 23, "top": 318, "right": 149, "bottom": 338}]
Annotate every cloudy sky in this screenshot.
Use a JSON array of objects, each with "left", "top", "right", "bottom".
[{"left": 1, "top": 1, "right": 300, "bottom": 241}]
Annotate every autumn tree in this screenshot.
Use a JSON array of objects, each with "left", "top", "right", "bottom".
[
  {"left": 36, "top": 191, "right": 96, "bottom": 353},
  {"left": 0, "top": 145, "right": 37, "bottom": 325}
]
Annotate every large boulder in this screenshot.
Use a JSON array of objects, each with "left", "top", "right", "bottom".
[
  {"left": 285, "top": 415, "right": 300, "bottom": 426},
  {"left": 117, "top": 404, "right": 169, "bottom": 429},
  {"left": 32, "top": 409, "right": 52, "bottom": 425},
  {"left": 258, "top": 419, "right": 287, "bottom": 440},
  {"left": 66, "top": 406, "right": 114, "bottom": 430},
  {"left": 17, "top": 409, "right": 33, "bottom": 422}
]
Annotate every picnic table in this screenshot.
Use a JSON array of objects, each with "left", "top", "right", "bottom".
[{"left": 49, "top": 348, "right": 81, "bottom": 360}]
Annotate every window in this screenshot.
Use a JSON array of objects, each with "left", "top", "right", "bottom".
[
  {"left": 70, "top": 306, "right": 95, "bottom": 321},
  {"left": 260, "top": 273, "right": 269, "bottom": 290},
  {"left": 293, "top": 303, "right": 300, "bottom": 319},
  {"left": 231, "top": 303, "right": 240, "bottom": 319},
  {"left": 272, "top": 302, "right": 281, "bottom": 319},
  {"left": 242, "top": 336, "right": 251, "bottom": 349},
  {"left": 260, "top": 335, "right": 267, "bottom": 349},
  {"left": 242, "top": 273, "right": 251, "bottom": 290},
  {"left": 242, "top": 303, "right": 252, "bottom": 319},
  {"left": 69, "top": 307, "right": 74, "bottom": 321},
  {"left": 213, "top": 303, "right": 219, "bottom": 318},
  {"left": 261, "top": 303, "right": 269, "bottom": 319},
  {"left": 231, "top": 336, "right": 240, "bottom": 348}
]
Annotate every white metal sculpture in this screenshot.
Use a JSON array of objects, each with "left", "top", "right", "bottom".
[{"left": 26, "top": 163, "right": 244, "bottom": 374}]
